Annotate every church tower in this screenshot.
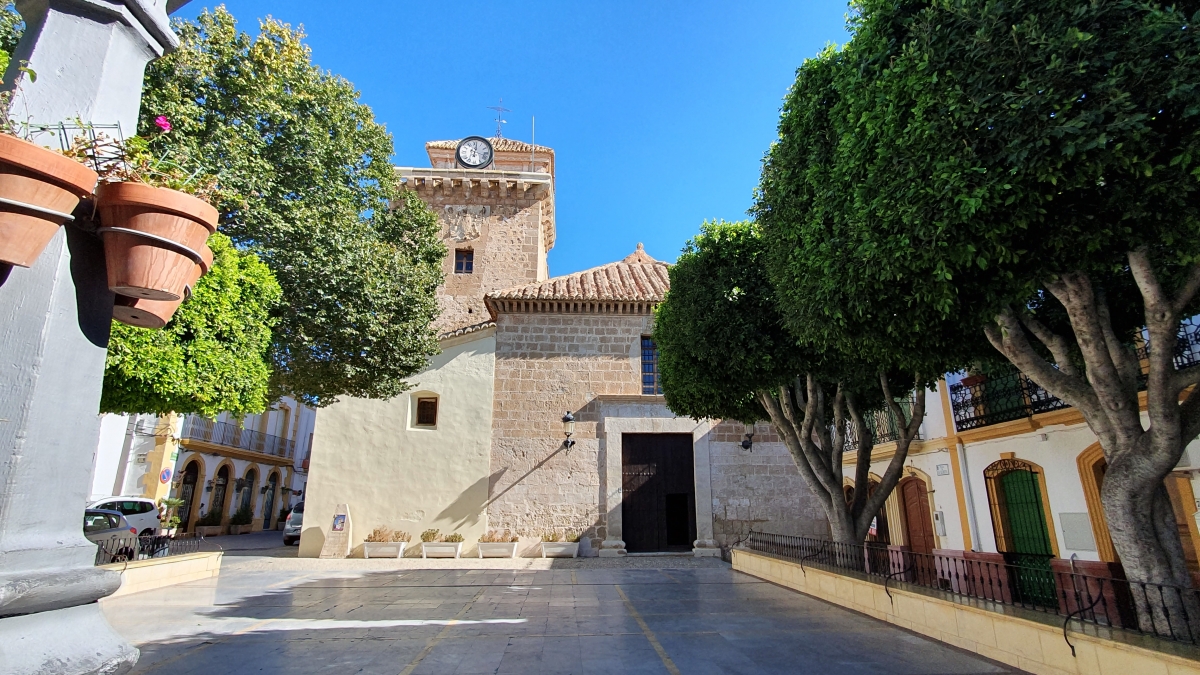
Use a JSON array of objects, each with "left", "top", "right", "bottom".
[{"left": 397, "top": 137, "right": 555, "bottom": 334}]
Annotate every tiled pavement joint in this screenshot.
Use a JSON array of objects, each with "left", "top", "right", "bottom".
[
  {"left": 614, "top": 584, "right": 682, "bottom": 675},
  {"left": 397, "top": 586, "right": 487, "bottom": 675}
]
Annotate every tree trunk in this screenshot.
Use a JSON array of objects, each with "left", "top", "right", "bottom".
[
  {"left": 755, "top": 373, "right": 925, "bottom": 563},
  {"left": 984, "top": 254, "right": 1200, "bottom": 637}
]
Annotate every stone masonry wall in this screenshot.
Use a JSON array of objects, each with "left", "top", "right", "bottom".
[
  {"left": 487, "top": 312, "right": 651, "bottom": 548},
  {"left": 406, "top": 186, "right": 548, "bottom": 333},
  {"left": 707, "top": 420, "right": 830, "bottom": 548}
]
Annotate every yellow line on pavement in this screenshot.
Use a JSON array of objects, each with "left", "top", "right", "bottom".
[
  {"left": 615, "top": 585, "right": 681, "bottom": 675},
  {"left": 571, "top": 570, "right": 578, "bottom": 585},
  {"left": 398, "top": 587, "right": 486, "bottom": 675}
]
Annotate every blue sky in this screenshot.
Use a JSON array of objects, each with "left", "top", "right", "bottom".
[{"left": 176, "top": 2, "right": 851, "bottom": 276}]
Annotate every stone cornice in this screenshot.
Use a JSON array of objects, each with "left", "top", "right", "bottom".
[{"left": 396, "top": 167, "right": 552, "bottom": 201}]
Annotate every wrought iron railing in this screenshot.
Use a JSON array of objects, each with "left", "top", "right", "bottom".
[
  {"left": 746, "top": 531, "right": 1200, "bottom": 647},
  {"left": 843, "top": 398, "right": 922, "bottom": 453},
  {"left": 180, "top": 416, "right": 295, "bottom": 458},
  {"left": 93, "top": 535, "right": 200, "bottom": 565},
  {"left": 950, "top": 317, "right": 1200, "bottom": 432}
]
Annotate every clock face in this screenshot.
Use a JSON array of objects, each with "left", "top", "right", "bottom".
[{"left": 456, "top": 136, "right": 494, "bottom": 169}]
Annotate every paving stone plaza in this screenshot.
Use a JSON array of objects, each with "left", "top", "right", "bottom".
[{"left": 99, "top": 535, "right": 1020, "bottom": 675}]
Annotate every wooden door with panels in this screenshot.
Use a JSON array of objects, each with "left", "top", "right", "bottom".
[{"left": 621, "top": 433, "right": 696, "bottom": 552}]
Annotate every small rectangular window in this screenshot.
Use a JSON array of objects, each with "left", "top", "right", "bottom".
[
  {"left": 454, "top": 249, "right": 474, "bottom": 274},
  {"left": 641, "top": 336, "right": 662, "bottom": 395},
  {"left": 416, "top": 398, "right": 438, "bottom": 426}
]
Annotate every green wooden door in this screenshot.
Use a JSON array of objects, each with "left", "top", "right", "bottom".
[{"left": 1000, "top": 469, "right": 1056, "bottom": 607}]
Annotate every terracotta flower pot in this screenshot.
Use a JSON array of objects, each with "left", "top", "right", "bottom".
[
  {"left": 97, "top": 181, "right": 218, "bottom": 301},
  {"left": 0, "top": 134, "right": 99, "bottom": 267},
  {"left": 112, "top": 243, "right": 213, "bottom": 329}
]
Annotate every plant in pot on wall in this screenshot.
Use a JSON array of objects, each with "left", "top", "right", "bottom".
[
  {"left": 0, "top": 66, "right": 102, "bottom": 268},
  {"left": 540, "top": 531, "right": 580, "bottom": 559},
  {"left": 478, "top": 529, "right": 520, "bottom": 559},
  {"left": 193, "top": 508, "right": 225, "bottom": 537},
  {"left": 158, "top": 496, "right": 186, "bottom": 536},
  {"left": 228, "top": 505, "right": 253, "bottom": 535},
  {"left": 363, "top": 526, "right": 410, "bottom": 559},
  {"left": 420, "top": 529, "right": 463, "bottom": 559},
  {"left": 73, "top": 121, "right": 220, "bottom": 329}
]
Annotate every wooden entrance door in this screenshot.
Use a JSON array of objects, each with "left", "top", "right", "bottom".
[
  {"left": 622, "top": 433, "right": 696, "bottom": 552},
  {"left": 900, "top": 477, "right": 936, "bottom": 555}
]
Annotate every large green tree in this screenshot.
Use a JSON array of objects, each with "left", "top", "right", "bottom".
[
  {"left": 140, "top": 8, "right": 444, "bottom": 406},
  {"left": 761, "top": 0, "right": 1200, "bottom": 629},
  {"left": 102, "top": 233, "right": 280, "bottom": 417},
  {"left": 653, "top": 220, "right": 926, "bottom": 546}
]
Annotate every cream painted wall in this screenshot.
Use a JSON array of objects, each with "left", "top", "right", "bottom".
[
  {"left": 961, "top": 422, "right": 1100, "bottom": 560},
  {"left": 299, "top": 332, "right": 496, "bottom": 558}
]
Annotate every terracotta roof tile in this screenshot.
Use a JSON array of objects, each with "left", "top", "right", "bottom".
[
  {"left": 426, "top": 137, "right": 555, "bottom": 155},
  {"left": 488, "top": 244, "right": 669, "bottom": 303}
]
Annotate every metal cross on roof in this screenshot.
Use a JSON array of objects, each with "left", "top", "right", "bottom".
[{"left": 487, "top": 99, "right": 510, "bottom": 138}]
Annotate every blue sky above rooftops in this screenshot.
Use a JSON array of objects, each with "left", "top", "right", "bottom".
[{"left": 175, "top": 1, "right": 851, "bottom": 276}]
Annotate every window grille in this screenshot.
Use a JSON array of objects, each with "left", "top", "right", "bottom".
[
  {"left": 454, "top": 249, "right": 474, "bottom": 274},
  {"left": 416, "top": 397, "right": 438, "bottom": 426},
  {"left": 641, "top": 336, "right": 662, "bottom": 395}
]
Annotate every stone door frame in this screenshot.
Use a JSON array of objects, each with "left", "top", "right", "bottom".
[{"left": 599, "top": 415, "right": 716, "bottom": 556}]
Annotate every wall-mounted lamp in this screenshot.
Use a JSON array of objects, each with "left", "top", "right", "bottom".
[
  {"left": 741, "top": 423, "right": 755, "bottom": 451},
  {"left": 259, "top": 485, "right": 269, "bottom": 495},
  {"left": 562, "top": 411, "right": 576, "bottom": 449},
  {"left": 204, "top": 480, "right": 214, "bottom": 493},
  {"left": 234, "top": 478, "right": 247, "bottom": 491}
]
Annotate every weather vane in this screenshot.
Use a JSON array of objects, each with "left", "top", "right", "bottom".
[{"left": 487, "top": 99, "right": 510, "bottom": 138}]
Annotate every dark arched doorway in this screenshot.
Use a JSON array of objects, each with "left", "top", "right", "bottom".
[
  {"left": 211, "top": 465, "right": 230, "bottom": 523},
  {"left": 262, "top": 472, "right": 279, "bottom": 530},
  {"left": 239, "top": 468, "right": 257, "bottom": 516},
  {"left": 178, "top": 461, "right": 200, "bottom": 532}
]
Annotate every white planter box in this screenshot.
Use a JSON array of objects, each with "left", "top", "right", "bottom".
[
  {"left": 540, "top": 542, "right": 579, "bottom": 558},
  {"left": 363, "top": 541, "right": 406, "bottom": 559},
  {"left": 421, "top": 542, "right": 462, "bottom": 558},
  {"left": 477, "top": 542, "right": 519, "bottom": 558}
]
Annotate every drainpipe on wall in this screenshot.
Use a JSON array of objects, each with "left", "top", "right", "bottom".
[{"left": 957, "top": 440, "right": 981, "bottom": 551}]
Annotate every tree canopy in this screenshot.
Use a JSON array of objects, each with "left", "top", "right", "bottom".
[
  {"left": 748, "top": 0, "right": 1200, "bottom": 614},
  {"left": 654, "top": 220, "right": 922, "bottom": 545},
  {"left": 140, "top": 8, "right": 444, "bottom": 406},
  {"left": 101, "top": 233, "right": 281, "bottom": 417}
]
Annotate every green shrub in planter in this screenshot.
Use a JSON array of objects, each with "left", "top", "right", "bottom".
[
  {"left": 229, "top": 505, "right": 253, "bottom": 526},
  {"left": 444, "top": 533, "right": 464, "bottom": 543},
  {"left": 420, "top": 529, "right": 439, "bottom": 542},
  {"left": 196, "top": 509, "right": 223, "bottom": 527}
]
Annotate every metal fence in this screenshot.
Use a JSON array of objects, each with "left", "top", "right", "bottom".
[
  {"left": 181, "top": 416, "right": 295, "bottom": 458},
  {"left": 93, "top": 535, "right": 201, "bottom": 566},
  {"left": 746, "top": 531, "right": 1200, "bottom": 647}
]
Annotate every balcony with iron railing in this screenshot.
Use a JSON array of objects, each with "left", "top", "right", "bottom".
[
  {"left": 180, "top": 416, "right": 299, "bottom": 460},
  {"left": 948, "top": 317, "right": 1200, "bottom": 432},
  {"left": 843, "top": 398, "right": 921, "bottom": 453}
]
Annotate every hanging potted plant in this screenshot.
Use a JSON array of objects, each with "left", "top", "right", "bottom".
[
  {"left": 111, "top": 241, "right": 213, "bottom": 328},
  {"left": 94, "top": 123, "right": 219, "bottom": 301},
  {"left": 0, "top": 66, "right": 100, "bottom": 267}
]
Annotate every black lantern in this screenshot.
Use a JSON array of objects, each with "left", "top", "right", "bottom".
[
  {"left": 562, "top": 411, "right": 576, "bottom": 449},
  {"left": 741, "top": 423, "right": 754, "bottom": 451}
]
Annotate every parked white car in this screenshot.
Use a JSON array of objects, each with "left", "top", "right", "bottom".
[
  {"left": 283, "top": 501, "right": 303, "bottom": 546},
  {"left": 84, "top": 509, "right": 140, "bottom": 563},
  {"left": 88, "top": 496, "right": 161, "bottom": 536}
]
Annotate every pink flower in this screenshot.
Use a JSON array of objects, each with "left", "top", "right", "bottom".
[{"left": 154, "top": 116, "right": 172, "bottom": 132}]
